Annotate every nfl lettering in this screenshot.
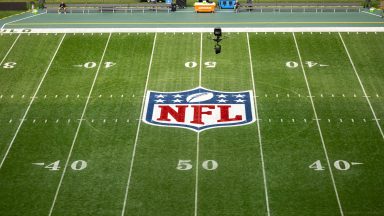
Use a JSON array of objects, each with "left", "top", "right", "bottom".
[{"left": 143, "top": 87, "right": 255, "bottom": 132}]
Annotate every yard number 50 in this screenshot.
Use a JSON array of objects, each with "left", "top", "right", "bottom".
[
  {"left": 177, "top": 159, "right": 218, "bottom": 171},
  {"left": 185, "top": 61, "right": 217, "bottom": 69}
]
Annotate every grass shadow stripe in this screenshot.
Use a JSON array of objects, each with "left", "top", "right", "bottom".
[
  {"left": 121, "top": 33, "right": 157, "bottom": 216},
  {"left": 48, "top": 32, "right": 112, "bottom": 216},
  {"left": 338, "top": 32, "right": 384, "bottom": 141},
  {"left": 246, "top": 32, "right": 271, "bottom": 216},
  {"left": 292, "top": 32, "right": 344, "bottom": 216},
  {"left": 0, "top": 33, "right": 66, "bottom": 170}
]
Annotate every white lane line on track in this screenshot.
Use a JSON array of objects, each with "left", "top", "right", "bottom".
[{"left": 1, "top": 12, "right": 46, "bottom": 29}]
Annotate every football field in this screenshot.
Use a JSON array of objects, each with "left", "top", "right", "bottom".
[{"left": 0, "top": 31, "right": 383, "bottom": 215}]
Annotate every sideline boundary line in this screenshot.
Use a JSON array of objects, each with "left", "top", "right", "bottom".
[
  {"left": 48, "top": 33, "right": 111, "bottom": 216},
  {"left": 1, "top": 27, "right": 384, "bottom": 34},
  {"left": 338, "top": 32, "right": 384, "bottom": 140},
  {"left": 0, "top": 33, "right": 21, "bottom": 66},
  {"left": 292, "top": 32, "right": 344, "bottom": 216},
  {"left": 0, "top": 33, "right": 66, "bottom": 170},
  {"left": 121, "top": 33, "right": 157, "bottom": 216},
  {"left": 246, "top": 32, "right": 270, "bottom": 216}
]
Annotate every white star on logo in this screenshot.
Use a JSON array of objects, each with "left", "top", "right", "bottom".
[
  {"left": 235, "top": 99, "right": 246, "bottom": 103},
  {"left": 173, "top": 94, "right": 183, "bottom": 98},
  {"left": 217, "top": 99, "right": 228, "bottom": 103},
  {"left": 155, "top": 94, "right": 166, "bottom": 98},
  {"left": 173, "top": 99, "right": 183, "bottom": 103},
  {"left": 155, "top": 99, "right": 165, "bottom": 103},
  {"left": 217, "top": 94, "right": 227, "bottom": 98},
  {"left": 233, "top": 94, "right": 245, "bottom": 98}
]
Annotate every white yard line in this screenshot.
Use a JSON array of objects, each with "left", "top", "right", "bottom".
[
  {"left": 246, "top": 32, "right": 270, "bottom": 216},
  {"left": 0, "top": 33, "right": 66, "bottom": 170},
  {"left": 194, "top": 32, "right": 203, "bottom": 216},
  {"left": 194, "top": 132, "right": 200, "bottom": 216},
  {"left": 121, "top": 33, "right": 157, "bottom": 216},
  {"left": 338, "top": 32, "right": 384, "bottom": 140},
  {"left": 292, "top": 32, "right": 344, "bottom": 216},
  {"left": 1, "top": 12, "right": 46, "bottom": 29},
  {"left": 48, "top": 32, "right": 111, "bottom": 216},
  {"left": 0, "top": 33, "right": 21, "bottom": 66},
  {"left": 199, "top": 32, "right": 203, "bottom": 87}
]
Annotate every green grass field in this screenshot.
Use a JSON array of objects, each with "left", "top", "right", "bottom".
[{"left": 0, "top": 31, "right": 383, "bottom": 216}]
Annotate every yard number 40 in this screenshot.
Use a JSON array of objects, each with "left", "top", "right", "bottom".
[
  {"left": 177, "top": 160, "right": 218, "bottom": 171},
  {"left": 309, "top": 160, "right": 362, "bottom": 171}
]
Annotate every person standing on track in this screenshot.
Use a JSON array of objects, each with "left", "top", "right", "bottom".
[{"left": 58, "top": 1, "right": 67, "bottom": 14}]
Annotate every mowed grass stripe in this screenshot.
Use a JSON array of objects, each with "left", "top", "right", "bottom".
[
  {"left": 50, "top": 33, "right": 155, "bottom": 216},
  {"left": 0, "top": 34, "right": 18, "bottom": 61},
  {"left": 0, "top": 34, "right": 110, "bottom": 216},
  {"left": 198, "top": 33, "right": 266, "bottom": 216},
  {"left": 0, "top": 34, "right": 64, "bottom": 168},
  {"left": 49, "top": 33, "right": 112, "bottom": 216},
  {"left": 294, "top": 32, "right": 384, "bottom": 215},
  {"left": 293, "top": 32, "right": 344, "bottom": 216},
  {"left": 0, "top": 34, "right": 20, "bottom": 66},
  {"left": 125, "top": 33, "right": 200, "bottom": 216},
  {"left": 338, "top": 33, "right": 384, "bottom": 139},
  {"left": 340, "top": 32, "right": 384, "bottom": 129},
  {"left": 247, "top": 32, "right": 270, "bottom": 216},
  {"left": 249, "top": 33, "right": 341, "bottom": 215}
]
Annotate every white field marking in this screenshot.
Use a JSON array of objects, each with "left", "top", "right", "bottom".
[
  {"left": 194, "top": 33, "right": 204, "bottom": 216},
  {"left": 1, "top": 12, "right": 46, "bottom": 29},
  {"left": 199, "top": 32, "right": 202, "bottom": 87},
  {"left": 246, "top": 32, "right": 271, "bottom": 216},
  {"left": 0, "top": 33, "right": 21, "bottom": 66},
  {"left": 2, "top": 27, "right": 384, "bottom": 34},
  {"left": 121, "top": 33, "right": 157, "bottom": 216},
  {"left": 292, "top": 32, "right": 344, "bottom": 216},
  {"left": 338, "top": 32, "right": 384, "bottom": 141},
  {"left": 48, "top": 32, "right": 112, "bottom": 216},
  {"left": 361, "top": 10, "right": 382, "bottom": 18},
  {"left": 0, "top": 11, "right": 27, "bottom": 21},
  {"left": 194, "top": 132, "right": 200, "bottom": 216},
  {"left": 351, "top": 162, "right": 364, "bottom": 165},
  {"left": 32, "top": 162, "right": 44, "bottom": 166},
  {"left": 0, "top": 33, "right": 66, "bottom": 170}
]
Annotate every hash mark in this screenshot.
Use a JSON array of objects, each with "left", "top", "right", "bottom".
[
  {"left": 328, "top": 119, "right": 331, "bottom": 123},
  {"left": 351, "top": 119, "right": 354, "bottom": 123},
  {"left": 339, "top": 119, "right": 343, "bottom": 123}
]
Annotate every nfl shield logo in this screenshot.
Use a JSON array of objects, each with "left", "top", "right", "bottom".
[{"left": 143, "top": 87, "right": 256, "bottom": 132}]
